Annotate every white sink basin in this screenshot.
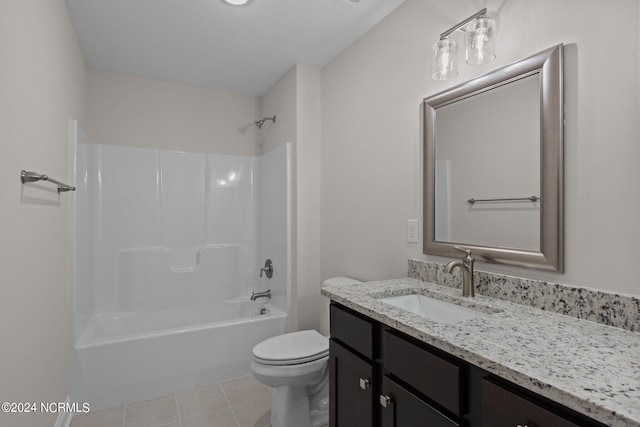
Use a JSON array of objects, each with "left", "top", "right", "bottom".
[{"left": 380, "top": 294, "right": 482, "bottom": 324}]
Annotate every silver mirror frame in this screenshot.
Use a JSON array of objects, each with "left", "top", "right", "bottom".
[{"left": 423, "top": 44, "right": 564, "bottom": 272}]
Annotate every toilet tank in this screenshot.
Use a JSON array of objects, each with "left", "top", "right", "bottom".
[{"left": 322, "top": 276, "right": 363, "bottom": 288}]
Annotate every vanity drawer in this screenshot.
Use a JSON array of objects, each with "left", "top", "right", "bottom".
[
  {"left": 482, "top": 378, "right": 580, "bottom": 427},
  {"left": 382, "top": 330, "right": 462, "bottom": 417},
  {"left": 330, "top": 303, "right": 375, "bottom": 359}
]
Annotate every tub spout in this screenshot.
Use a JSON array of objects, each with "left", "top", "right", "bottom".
[{"left": 251, "top": 289, "right": 271, "bottom": 301}]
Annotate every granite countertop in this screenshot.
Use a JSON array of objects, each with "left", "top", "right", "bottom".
[{"left": 321, "top": 278, "right": 640, "bottom": 427}]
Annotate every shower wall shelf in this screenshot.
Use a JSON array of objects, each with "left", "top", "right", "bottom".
[{"left": 21, "top": 170, "right": 76, "bottom": 193}]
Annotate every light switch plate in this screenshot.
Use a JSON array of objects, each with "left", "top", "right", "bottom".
[{"left": 407, "top": 219, "right": 419, "bottom": 243}]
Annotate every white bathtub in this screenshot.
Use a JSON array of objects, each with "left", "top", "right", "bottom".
[{"left": 72, "top": 301, "right": 287, "bottom": 410}]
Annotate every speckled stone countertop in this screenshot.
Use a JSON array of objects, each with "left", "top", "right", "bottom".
[{"left": 322, "top": 278, "right": 640, "bottom": 427}]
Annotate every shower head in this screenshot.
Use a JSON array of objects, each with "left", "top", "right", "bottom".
[{"left": 255, "top": 116, "right": 276, "bottom": 128}]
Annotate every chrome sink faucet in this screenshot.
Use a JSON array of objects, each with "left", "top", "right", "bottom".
[{"left": 444, "top": 246, "right": 475, "bottom": 297}]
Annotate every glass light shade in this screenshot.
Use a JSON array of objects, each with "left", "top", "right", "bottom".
[
  {"left": 465, "top": 16, "right": 496, "bottom": 65},
  {"left": 432, "top": 38, "right": 458, "bottom": 81}
]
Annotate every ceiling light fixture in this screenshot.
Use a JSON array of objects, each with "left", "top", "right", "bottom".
[
  {"left": 432, "top": 8, "right": 496, "bottom": 81},
  {"left": 222, "top": 0, "right": 249, "bottom": 6}
]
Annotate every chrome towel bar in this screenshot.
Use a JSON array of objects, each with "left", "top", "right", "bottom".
[
  {"left": 467, "top": 196, "right": 539, "bottom": 205},
  {"left": 21, "top": 170, "right": 76, "bottom": 193}
]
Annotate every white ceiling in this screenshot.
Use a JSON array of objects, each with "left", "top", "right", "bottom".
[{"left": 66, "top": 0, "right": 405, "bottom": 96}]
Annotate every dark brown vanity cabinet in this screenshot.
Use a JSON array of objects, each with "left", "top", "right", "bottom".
[
  {"left": 329, "top": 304, "right": 379, "bottom": 427},
  {"left": 329, "top": 303, "right": 463, "bottom": 427},
  {"left": 330, "top": 302, "right": 607, "bottom": 427}
]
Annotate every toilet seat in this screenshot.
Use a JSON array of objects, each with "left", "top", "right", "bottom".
[{"left": 253, "top": 330, "right": 329, "bottom": 366}]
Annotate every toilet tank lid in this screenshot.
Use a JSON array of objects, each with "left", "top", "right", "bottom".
[{"left": 322, "top": 276, "right": 363, "bottom": 287}]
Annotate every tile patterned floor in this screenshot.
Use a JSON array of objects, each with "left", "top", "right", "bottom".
[{"left": 71, "top": 375, "right": 272, "bottom": 427}]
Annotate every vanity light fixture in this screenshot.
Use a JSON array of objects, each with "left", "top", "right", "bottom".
[{"left": 432, "top": 8, "right": 496, "bottom": 80}]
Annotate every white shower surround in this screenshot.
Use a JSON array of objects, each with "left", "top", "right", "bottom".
[{"left": 68, "top": 120, "right": 291, "bottom": 409}]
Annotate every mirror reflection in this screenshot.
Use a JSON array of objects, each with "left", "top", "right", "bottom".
[{"left": 434, "top": 74, "right": 541, "bottom": 250}]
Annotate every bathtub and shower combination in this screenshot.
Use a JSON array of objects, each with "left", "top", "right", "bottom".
[{"left": 68, "top": 121, "right": 292, "bottom": 409}]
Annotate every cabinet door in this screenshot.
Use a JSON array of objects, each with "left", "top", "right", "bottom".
[
  {"left": 380, "top": 376, "right": 460, "bottom": 427},
  {"left": 482, "top": 378, "right": 581, "bottom": 427},
  {"left": 329, "top": 339, "right": 376, "bottom": 427}
]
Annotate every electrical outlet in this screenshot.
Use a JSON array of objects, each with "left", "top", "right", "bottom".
[{"left": 407, "top": 219, "right": 419, "bottom": 243}]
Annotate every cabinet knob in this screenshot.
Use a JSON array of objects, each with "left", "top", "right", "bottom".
[
  {"left": 517, "top": 425, "right": 529, "bottom": 427},
  {"left": 359, "top": 378, "right": 370, "bottom": 390},
  {"left": 379, "top": 394, "right": 392, "bottom": 408}
]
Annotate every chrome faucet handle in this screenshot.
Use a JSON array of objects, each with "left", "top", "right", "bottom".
[{"left": 259, "top": 259, "right": 273, "bottom": 279}]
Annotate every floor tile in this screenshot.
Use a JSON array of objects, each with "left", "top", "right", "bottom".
[
  {"left": 239, "top": 410, "right": 270, "bottom": 427},
  {"left": 181, "top": 406, "right": 239, "bottom": 427},
  {"left": 71, "top": 405, "right": 124, "bottom": 427},
  {"left": 71, "top": 375, "right": 282, "bottom": 427},
  {"left": 176, "top": 382, "right": 229, "bottom": 419},
  {"left": 221, "top": 375, "right": 271, "bottom": 404},
  {"left": 124, "top": 395, "right": 179, "bottom": 427},
  {"left": 231, "top": 393, "right": 271, "bottom": 427}
]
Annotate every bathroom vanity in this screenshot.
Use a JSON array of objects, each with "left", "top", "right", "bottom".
[{"left": 323, "top": 278, "right": 640, "bottom": 427}]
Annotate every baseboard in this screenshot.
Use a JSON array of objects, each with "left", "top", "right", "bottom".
[{"left": 53, "top": 396, "right": 73, "bottom": 427}]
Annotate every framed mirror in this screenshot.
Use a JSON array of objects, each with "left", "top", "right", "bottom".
[{"left": 423, "top": 44, "right": 564, "bottom": 272}]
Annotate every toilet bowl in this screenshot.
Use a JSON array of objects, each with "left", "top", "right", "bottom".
[
  {"left": 251, "top": 330, "right": 330, "bottom": 427},
  {"left": 250, "top": 276, "right": 362, "bottom": 427}
]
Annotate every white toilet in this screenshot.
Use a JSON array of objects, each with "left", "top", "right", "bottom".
[
  {"left": 251, "top": 276, "right": 362, "bottom": 427},
  {"left": 251, "top": 330, "right": 330, "bottom": 427}
]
